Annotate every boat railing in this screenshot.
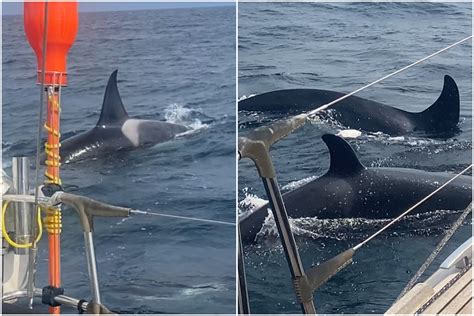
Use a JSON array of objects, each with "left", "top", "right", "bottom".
[
  {"left": 2, "top": 157, "right": 130, "bottom": 313},
  {"left": 2, "top": 155, "right": 234, "bottom": 313}
]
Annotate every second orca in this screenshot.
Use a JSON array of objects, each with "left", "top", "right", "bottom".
[
  {"left": 239, "top": 75, "right": 460, "bottom": 137},
  {"left": 239, "top": 134, "right": 471, "bottom": 243}
]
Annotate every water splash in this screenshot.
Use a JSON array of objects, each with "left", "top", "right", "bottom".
[
  {"left": 281, "top": 176, "right": 318, "bottom": 191},
  {"left": 164, "top": 103, "right": 208, "bottom": 132},
  {"left": 238, "top": 189, "right": 268, "bottom": 215},
  {"left": 255, "top": 209, "right": 465, "bottom": 243}
]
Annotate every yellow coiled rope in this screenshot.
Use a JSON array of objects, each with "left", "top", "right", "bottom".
[
  {"left": 43, "top": 88, "right": 63, "bottom": 235},
  {"left": 44, "top": 90, "right": 62, "bottom": 186},
  {"left": 43, "top": 206, "right": 62, "bottom": 234},
  {"left": 2, "top": 201, "right": 43, "bottom": 249}
]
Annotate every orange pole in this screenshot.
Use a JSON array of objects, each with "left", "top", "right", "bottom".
[
  {"left": 24, "top": 2, "right": 77, "bottom": 314},
  {"left": 45, "top": 90, "right": 61, "bottom": 315}
]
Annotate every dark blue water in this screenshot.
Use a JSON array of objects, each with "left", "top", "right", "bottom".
[
  {"left": 3, "top": 6, "right": 235, "bottom": 313},
  {"left": 238, "top": 2, "right": 471, "bottom": 314}
]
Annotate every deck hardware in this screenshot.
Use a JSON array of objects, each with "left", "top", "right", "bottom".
[
  {"left": 42, "top": 285, "right": 64, "bottom": 307},
  {"left": 51, "top": 192, "right": 131, "bottom": 304}
]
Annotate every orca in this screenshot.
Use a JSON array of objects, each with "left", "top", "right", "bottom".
[
  {"left": 57, "top": 70, "right": 189, "bottom": 163},
  {"left": 239, "top": 75, "right": 460, "bottom": 137},
  {"left": 239, "top": 134, "right": 472, "bottom": 243}
]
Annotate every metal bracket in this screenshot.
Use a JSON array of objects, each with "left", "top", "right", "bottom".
[
  {"left": 50, "top": 192, "right": 131, "bottom": 233},
  {"left": 238, "top": 114, "right": 307, "bottom": 178},
  {"left": 47, "top": 192, "right": 130, "bottom": 306},
  {"left": 293, "top": 249, "right": 354, "bottom": 306},
  {"left": 293, "top": 275, "right": 313, "bottom": 304},
  {"left": 306, "top": 249, "right": 354, "bottom": 291}
]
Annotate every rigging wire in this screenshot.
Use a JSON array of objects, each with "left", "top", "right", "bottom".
[
  {"left": 33, "top": 1, "right": 49, "bottom": 234},
  {"left": 396, "top": 202, "right": 472, "bottom": 301},
  {"left": 353, "top": 164, "right": 472, "bottom": 251},
  {"left": 130, "top": 209, "right": 235, "bottom": 226},
  {"left": 304, "top": 35, "right": 472, "bottom": 119}
]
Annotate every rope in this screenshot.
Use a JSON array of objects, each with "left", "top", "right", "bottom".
[
  {"left": 43, "top": 206, "right": 62, "bottom": 234},
  {"left": 2, "top": 201, "right": 43, "bottom": 249},
  {"left": 131, "top": 209, "right": 235, "bottom": 226},
  {"left": 44, "top": 86, "right": 62, "bottom": 185},
  {"left": 396, "top": 203, "right": 472, "bottom": 300},
  {"left": 353, "top": 164, "right": 472, "bottom": 251},
  {"left": 305, "top": 35, "right": 472, "bottom": 119}
]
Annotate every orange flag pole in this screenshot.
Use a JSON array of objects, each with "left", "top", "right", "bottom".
[{"left": 24, "top": 2, "right": 78, "bottom": 314}]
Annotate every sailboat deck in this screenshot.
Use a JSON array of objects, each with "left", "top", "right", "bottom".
[
  {"left": 386, "top": 265, "right": 472, "bottom": 315},
  {"left": 419, "top": 266, "right": 472, "bottom": 315}
]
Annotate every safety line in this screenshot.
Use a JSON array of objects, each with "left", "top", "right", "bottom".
[
  {"left": 353, "top": 164, "right": 472, "bottom": 251},
  {"left": 305, "top": 35, "right": 472, "bottom": 118},
  {"left": 33, "top": 1, "right": 49, "bottom": 222},
  {"left": 397, "top": 202, "right": 472, "bottom": 300},
  {"left": 131, "top": 209, "right": 235, "bottom": 226}
]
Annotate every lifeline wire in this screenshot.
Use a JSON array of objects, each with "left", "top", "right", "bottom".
[
  {"left": 397, "top": 202, "right": 472, "bottom": 301},
  {"left": 305, "top": 35, "right": 472, "bottom": 118},
  {"left": 29, "top": 3, "right": 49, "bottom": 309},
  {"left": 33, "top": 2, "right": 49, "bottom": 225},
  {"left": 353, "top": 164, "right": 472, "bottom": 251},
  {"left": 131, "top": 209, "right": 235, "bottom": 226}
]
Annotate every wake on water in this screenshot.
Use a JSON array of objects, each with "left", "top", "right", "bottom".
[
  {"left": 240, "top": 107, "right": 471, "bottom": 161},
  {"left": 238, "top": 190, "right": 469, "bottom": 245}
]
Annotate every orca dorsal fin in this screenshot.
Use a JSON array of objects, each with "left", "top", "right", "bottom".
[
  {"left": 322, "top": 134, "right": 365, "bottom": 176},
  {"left": 419, "top": 75, "right": 459, "bottom": 132},
  {"left": 96, "top": 70, "right": 129, "bottom": 126}
]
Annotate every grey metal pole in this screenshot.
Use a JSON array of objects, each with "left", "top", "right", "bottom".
[
  {"left": 262, "top": 177, "right": 316, "bottom": 314},
  {"left": 54, "top": 294, "right": 88, "bottom": 312},
  {"left": 238, "top": 230, "right": 250, "bottom": 314},
  {"left": 238, "top": 114, "right": 316, "bottom": 314},
  {"left": 83, "top": 232, "right": 101, "bottom": 304},
  {"left": 11, "top": 157, "right": 38, "bottom": 309},
  {"left": 11, "top": 157, "right": 33, "bottom": 254}
]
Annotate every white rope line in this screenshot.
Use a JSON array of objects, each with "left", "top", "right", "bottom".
[
  {"left": 353, "top": 164, "right": 472, "bottom": 251},
  {"left": 131, "top": 209, "right": 235, "bottom": 226},
  {"left": 305, "top": 35, "right": 472, "bottom": 118}
]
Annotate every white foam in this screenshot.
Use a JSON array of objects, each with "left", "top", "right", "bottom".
[
  {"left": 238, "top": 191, "right": 268, "bottom": 215},
  {"left": 164, "top": 103, "right": 208, "bottom": 133},
  {"left": 336, "top": 129, "right": 362, "bottom": 139},
  {"left": 281, "top": 176, "right": 318, "bottom": 191},
  {"left": 255, "top": 209, "right": 462, "bottom": 242},
  {"left": 238, "top": 94, "right": 256, "bottom": 102},
  {"left": 180, "top": 283, "right": 223, "bottom": 296}
]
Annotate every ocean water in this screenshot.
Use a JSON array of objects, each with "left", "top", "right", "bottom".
[
  {"left": 238, "top": 2, "right": 472, "bottom": 314},
  {"left": 2, "top": 6, "right": 235, "bottom": 313}
]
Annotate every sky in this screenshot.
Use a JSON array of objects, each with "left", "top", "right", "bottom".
[{"left": 2, "top": 2, "right": 234, "bottom": 16}]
